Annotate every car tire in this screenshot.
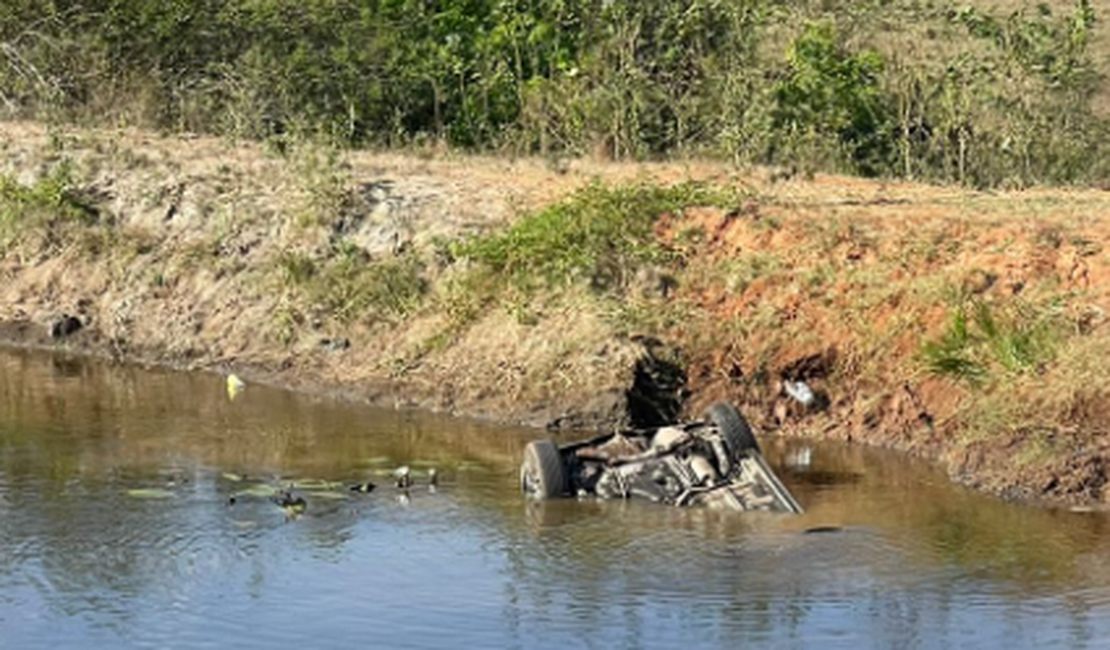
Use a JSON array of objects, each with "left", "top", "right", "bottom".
[
  {"left": 704, "top": 402, "right": 760, "bottom": 458},
  {"left": 521, "top": 440, "right": 568, "bottom": 499}
]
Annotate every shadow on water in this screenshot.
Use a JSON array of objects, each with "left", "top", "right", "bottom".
[{"left": 1, "top": 348, "right": 1109, "bottom": 648}]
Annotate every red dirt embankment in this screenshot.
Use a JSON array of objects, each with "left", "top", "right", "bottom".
[
  {"left": 658, "top": 199, "right": 1110, "bottom": 505},
  {"left": 1, "top": 121, "right": 1108, "bottom": 506}
]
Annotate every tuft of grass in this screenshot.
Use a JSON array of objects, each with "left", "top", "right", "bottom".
[
  {"left": 454, "top": 182, "right": 743, "bottom": 295},
  {"left": 722, "top": 252, "right": 784, "bottom": 295},
  {"left": 270, "top": 301, "right": 303, "bottom": 346},
  {"left": 0, "top": 163, "right": 98, "bottom": 252},
  {"left": 290, "top": 143, "right": 353, "bottom": 229},
  {"left": 921, "top": 300, "right": 1061, "bottom": 386},
  {"left": 922, "top": 309, "right": 989, "bottom": 384},
  {"left": 277, "top": 252, "right": 318, "bottom": 286},
  {"left": 438, "top": 266, "right": 500, "bottom": 328},
  {"left": 278, "top": 244, "right": 428, "bottom": 324}
]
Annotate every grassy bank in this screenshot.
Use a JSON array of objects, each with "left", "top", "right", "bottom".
[
  {"left": 0, "top": 122, "right": 1107, "bottom": 503},
  {"left": 1, "top": 0, "right": 1107, "bottom": 188}
]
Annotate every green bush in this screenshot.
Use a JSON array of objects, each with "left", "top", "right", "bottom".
[
  {"left": 456, "top": 182, "right": 738, "bottom": 293},
  {"left": 922, "top": 300, "right": 1061, "bottom": 386},
  {"left": 280, "top": 245, "right": 428, "bottom": 324},
  {"left": 772, "top": 23, "right": 894, "bottom": 176},
  {"left": 0, "top": 163, "right": 98, "bottom": 251},
  {"left": 1, "top": 0, "right": 1107, "bottom": 187}
]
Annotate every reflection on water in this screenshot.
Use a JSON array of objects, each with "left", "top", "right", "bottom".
[{"left": 1, "top": 349, "right": 1109, "bottom": 649}]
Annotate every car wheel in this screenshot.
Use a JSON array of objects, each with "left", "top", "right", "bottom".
[
  {"left": 520, "top": 440, "right": 568, "bottom": 499},
  {"left": 704, "top": 402, "right": 760, "bottom": 458}
]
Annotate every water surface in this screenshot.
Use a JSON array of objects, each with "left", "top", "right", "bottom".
[{"left": 1, "top": 349, "right": 1108, "bottom": 649}]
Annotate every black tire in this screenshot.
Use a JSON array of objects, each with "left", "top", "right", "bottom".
[
  {"left": 521, "top": 440, "right": 568, "bottom": 499},
  {"left": 704, "top": 402, "right": 760, "bottom": 458}
]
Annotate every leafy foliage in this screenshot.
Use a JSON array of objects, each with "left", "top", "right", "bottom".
[
  {"left": 280, "top": 245, "right": 427, "bottom": 324},
  {"left": 0, "top": 0, "right": 1107, "bottom": 186},
  {"left": 0, "top": 163, "right": 98, "bottom": 251},
  {"left": 456, "top": 182, "right": 738, "bottom": 293},
  {"left": 954, "top": 0, "right": 1096, "bottom": 87},
  {"left": 922, "top": 301, "right": 1061, "bottom": 386},
  {"left": 772, "top": 23, "right": 893, "bottom": 175}
]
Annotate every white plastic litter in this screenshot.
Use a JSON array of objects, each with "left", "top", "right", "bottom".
[{"left": 783, "top": 380, "right": 815, "bottom": 406}]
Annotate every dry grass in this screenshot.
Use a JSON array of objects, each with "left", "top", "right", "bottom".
[{"left": 1, "top": 119, "right": 1110, "bottom": 501}]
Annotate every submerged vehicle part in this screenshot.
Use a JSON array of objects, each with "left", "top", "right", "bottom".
[{"left": 520, "top": 402, "right": 803, "bottom": 514}]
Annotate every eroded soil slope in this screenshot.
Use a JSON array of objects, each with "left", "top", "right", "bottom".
[{"left": 2, "top": 121, "right": 1109, "bottom": 506}]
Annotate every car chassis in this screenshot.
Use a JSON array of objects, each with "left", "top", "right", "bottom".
[{"left": 521, "top": 403, "right": 803, "bottom": 514}]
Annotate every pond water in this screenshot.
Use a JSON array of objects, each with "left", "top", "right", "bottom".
[{"left": 0, "top": 349, "right": 1108, "bottom": 649}]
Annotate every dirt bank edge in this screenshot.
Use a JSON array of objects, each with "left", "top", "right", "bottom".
[{"left": 2, "top": 121, "right": 1109, "bottom": 508}]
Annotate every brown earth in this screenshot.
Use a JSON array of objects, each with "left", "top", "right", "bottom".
[{"left": 2, "top": 120, "right": 1109, "bottom": 507}]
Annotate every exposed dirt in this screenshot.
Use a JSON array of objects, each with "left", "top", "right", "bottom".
[
  {"left": 664, "top": 197, "right": 1110, "bottom": 505},
  {"left": 2, "top": 120, "right": 1110, "bottom": 506},
  {"left": 0, "top": 121, "right": 713, "bottom": 427}
]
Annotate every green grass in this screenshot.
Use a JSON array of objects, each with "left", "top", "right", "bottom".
[
  {"left": 922, "top": 308, "right": 989, "bottom": 384},
  {"left": 277, "top": 252, "right": 318, "bottom": 286},
  {"left": 291, "top": 144, "right": 353, "bottom": 229},
  {"left": 921, "top": 299, "right": 1062, "bottom": 386},
  {"left": 0, "top": 163, "right": 98, "bottom": 250},
  {"left": 279, "top": 244, "right": 427, "bottom": 324},
  {"left": 455, "top": 182, "right": 743, "bottom": 295}
]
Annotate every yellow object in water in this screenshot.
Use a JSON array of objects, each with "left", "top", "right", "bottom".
[{"left": 226, "top": 374, "right": 246, "bottom": 400}]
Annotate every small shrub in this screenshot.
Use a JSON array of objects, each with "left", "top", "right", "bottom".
[
  {"left": 922, "top": 300, "right": 1061, "bottom": 385},
  {"left": 291, "top": 144, "right": 353, "bottom": 229},
  {"left": 0, "top": 163, "right": 98, "bottom": 252},
  {"left": 439, "top": 267, "right": 501, "bottom": 328},
  {"left": 277, "top": 252, "right": 317, "bottom": 287},
  {"left": 921, "top": 309, "right": 989, "bottom": 385},
  {"left": 723, "top": 253, "right": 784, "bottom": 295},
  {"left": 290, "top": 245, "right": 428, "bottom": 324},
  {"left": 772, "top": 22, "right": 894, "bottom": 176},
  {"left": 455, "top": 182, "right": 740, "bottom": 294}
]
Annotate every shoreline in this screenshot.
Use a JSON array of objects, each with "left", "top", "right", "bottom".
[
  {"left": 1, "top": 121, "right": 1107, "bottom": 507},
  {"left": 0, "top": 316, "right": 1101, "bottom": 513}
]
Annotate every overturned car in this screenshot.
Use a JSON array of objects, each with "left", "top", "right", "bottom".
[{"left": 521, "top": 403, "right": 803, "bottom": 514}]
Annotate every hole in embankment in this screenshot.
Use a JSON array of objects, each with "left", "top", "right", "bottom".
[{"left": 626, "top": 342, "right": 687, "bottom": 428}]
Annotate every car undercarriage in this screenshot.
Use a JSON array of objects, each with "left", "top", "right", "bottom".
[{"left": 521, "top": 403, "right": 803, "bottom": 514}]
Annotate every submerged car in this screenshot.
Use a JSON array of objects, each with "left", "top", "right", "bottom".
[{"left": 521, "top": 402, "right": 803, "bottom": 514}]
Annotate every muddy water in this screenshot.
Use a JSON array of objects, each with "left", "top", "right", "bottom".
[{"left": 1, "top": 350, "right": 1109, "bottom": 649}]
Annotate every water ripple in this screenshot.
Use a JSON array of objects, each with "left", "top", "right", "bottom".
[{"left": 2, "top": 349, "right": 1110, "bottom": 648}]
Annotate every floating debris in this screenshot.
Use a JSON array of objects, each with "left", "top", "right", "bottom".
[
  {"left": 273, "top": 490, "right": 307, "bottom": 514},
  {"left": 369, "top": 466, "right": 428, "bottom": 478},
  {"left": 783, "top": 380, "right": 815, "bottom": 406},
  {"left": 226, "top": 374, "right": 246, "bottom": 400},
  {"left": 786, "top": 447, "right": 813, "bottom": 470},
  {"left": 349, "top": 482, "right": 377, "bottom": 493},
  {"left": 221, "top": 472, "right": 244, "bottom": 483}
]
